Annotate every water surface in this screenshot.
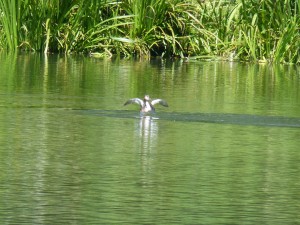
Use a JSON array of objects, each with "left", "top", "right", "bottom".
[{"left": 0, "top": 53, "right": 300, "bottom": 224}]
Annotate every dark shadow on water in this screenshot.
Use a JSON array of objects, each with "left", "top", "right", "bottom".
[{"left": 75, "top": 109, "right": 300, "bottom": 128}]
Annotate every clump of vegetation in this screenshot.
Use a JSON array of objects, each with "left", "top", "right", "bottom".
[{"left": 0, "top": 0, "right": 299, "bottom": 64}]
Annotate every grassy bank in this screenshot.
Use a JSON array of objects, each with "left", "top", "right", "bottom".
[{"left": 0, "top": 0, "right": 299, "bottom": 63}]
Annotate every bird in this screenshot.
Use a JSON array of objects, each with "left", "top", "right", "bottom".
[{"left": 124, "top": 95, "right": 168, "bottom": 113}]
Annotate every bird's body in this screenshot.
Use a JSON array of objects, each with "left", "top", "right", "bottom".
[{"left": 124, "top": 95, "right": 168, "bottom": 113}]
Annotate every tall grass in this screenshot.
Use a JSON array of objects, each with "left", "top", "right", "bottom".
[
  {"left": 0, "top": 0, "right": 19, "bottom": 50},
  {"left": 115, "top": 0, "right": 196, "bottom": 57},
  {"left": 0, "top": 0, "right": 299, "bottom": 63},
  {"left": 194, "top": 0, "right": 299, "bottom": 63},
  {"left": 237, "top": 0, "right": 300, "bottom": 63}
]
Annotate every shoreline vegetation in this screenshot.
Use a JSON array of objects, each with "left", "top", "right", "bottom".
[{"left": 0, "top": 0, "right": 299, "bottom": 64}]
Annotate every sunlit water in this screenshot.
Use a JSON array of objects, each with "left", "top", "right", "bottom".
[{"left": 0, "top": 53, "right": 300, "bottom": 224}]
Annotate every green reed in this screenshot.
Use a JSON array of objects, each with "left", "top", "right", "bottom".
[
  {"left": 195, "top": 0, "right": 299, "bottom": 63},
  {"left": 0, "top": 0, "right": 299, "bottom": 63},
  {"left": 237, "top": 0, "right": 300, "bottom": 63},
  {"left": 0, "top": 0, "right": 19, "bottom": 50},
  {"left": 117, "top": 0, "right": 195, "bottom": 57}
]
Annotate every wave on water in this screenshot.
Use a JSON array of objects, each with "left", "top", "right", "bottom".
[{"left": 74, "top": 109, "right": 300, "bottom": 128}]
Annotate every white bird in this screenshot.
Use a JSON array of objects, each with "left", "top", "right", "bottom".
[{"left": 124, "top": 95, "right": 168, "bottom": 113}]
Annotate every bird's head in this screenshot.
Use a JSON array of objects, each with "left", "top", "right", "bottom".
[{"left": 144, "top": 95, "right": 151, "bottom": 101}]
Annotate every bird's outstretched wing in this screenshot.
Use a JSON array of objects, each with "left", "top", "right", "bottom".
[
  {"left": 124, "top": 98, "right": 143, "bottom": 106},
  {"left": 151, "top": 99, "right": 168, "bottom": 107}
]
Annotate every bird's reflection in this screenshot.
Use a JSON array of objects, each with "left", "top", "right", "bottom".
[
  {"left": 135, "top": 115, "right": 159, "bottom": 180},
  {"left": 137, "top": 115, "right": 158, "bottom": 151}
]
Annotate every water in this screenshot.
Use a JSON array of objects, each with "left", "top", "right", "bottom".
[{"left": 0, "top": 53, "right": 300, "bottom": 224}]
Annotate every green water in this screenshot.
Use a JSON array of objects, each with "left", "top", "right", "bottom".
[{"left": 0, "top": 53, "right": 300, "bottom": 224}]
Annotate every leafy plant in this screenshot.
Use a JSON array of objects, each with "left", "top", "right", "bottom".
[{"left": 0, "top": 0, "right": 299, "bottom": 63}]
